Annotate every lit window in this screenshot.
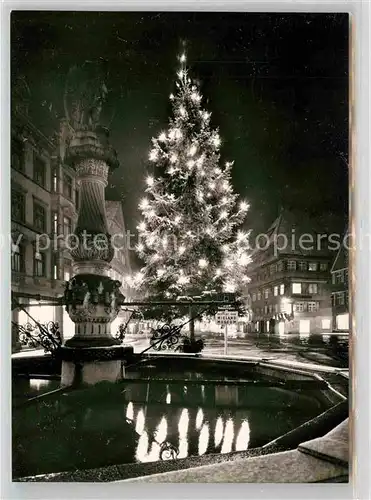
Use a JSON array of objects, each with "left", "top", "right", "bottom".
[
  {"left": 295, "top": 302, "right": 305, "bottom": 312},
  {"left": 336, "top": 313, "right": 349, "bottom": 330},
  {"left": 299, "top": 319, "right": 310, "bottom": 334},
  {"left": 264, "top": 288, "right": 269, "bottom": 299},
  {"left": 264, "top": 306, "right": 268, "bottom": 314},
  {"left": 320, "top": 262, "right": 328, "bottom": 271},
  {"left": 287, "top": 260, "right": 296, "bottom": 271},
  {"left": 52, "top": 212, "right": 58, "bottom": 233},
  {"left": 52, "top": 253, "right": 59, "bottom": 280},
  {"left": 308, "top": 283, "right": 318, "bottom": 294},
  {"left": 63, "top": 258, "right": 72, "bottom": 281},
  {"left": 51, "top": 166, "right": 58, "bottom": 192},
  {"left": 292, "top": 283, "right": 302, "bottom": 294},
  {"left": 322, "top": 319, "right": 331, "bottom": 329},
  {"left": 278, "top": 322, "right": 285, "bottom": 335},
  {"left": 308, "top": 301, "right": 319, "bottom": 312},
  {"left": 257, "top": 292, "right": 261, "bottom": 301},
  {"left": 274, "top": 286, "right": 278, "bottom": 296},
  {"left": 280, "top": 284, "right": 285, "bottom": 295},
  {"left": 298, "top": 261, "right": 307, "bottom": 271},
  {"left": 252, "top": 293, "right": 256, "bottom": 302},
  {"left": 308, "top": 262, "right": 318, "bottom": 271}
]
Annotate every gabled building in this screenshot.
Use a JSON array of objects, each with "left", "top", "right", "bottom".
[
  {"left": 247, "top": 209, "right": 341, "bottom": 335},
  {"left": 330, "top": 231, "right": 349, "bottom": 331}
]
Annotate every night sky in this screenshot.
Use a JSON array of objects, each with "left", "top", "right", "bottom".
[{"left": 11, "top": 11, "right": 349, "bottom": 236}]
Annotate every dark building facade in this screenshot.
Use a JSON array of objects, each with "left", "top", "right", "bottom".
[
  {"left": 330, "top": 232, "right": 349, "bottom": 332},
  {"left": 247, "top": 210, "right": 342, "bottom": 335}
]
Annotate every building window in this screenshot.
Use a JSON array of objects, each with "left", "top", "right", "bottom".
[
  {"left": 322, "top": 319, "right": 331, "bottom": 329},
  {"left": 257, "top": 291, "right": 261, "bottom": 301},
  {"left": 34, "top": 156, "right": 46, "bottom": 187},
  {"left": 333, "top": 270, "right": 344, "bottom": 284},
  {"left": 264, "top": 288, "right": 269, "bottom": 299},
  {"left": 336, "top": 313, "right": 349, "bottom": 330},
  {"left": 63, "top": 258, "right": 72, "bottom": 281},
  {"left": 52, "top": 253, "right": 59, "bottom": 280},
  {"left": 270, "top": 264, "right": 276, "bottom": 275},
  {"left": 274, "top": 286, "right": 278, "bottom": 296},
  {"left": 12, "top": 137, "right": 24, "bottom": 172},
  {"left": 52, "top": 212, "right": 58, "bottom": 234},
  {"left": 295, "top": 302, "right": 305, "bottom": 313},
  {"left": 275, "top": 304, "right": 279, "bottom": 313},
  {"left": 11, "top": 243, "right": 25, "bottom": 272},
  {"left": 298, "top": 261, "right": 307, "bottom": 271},
  {"left": 63, "top": 174, "right": 73, "bottom": 199},
  {"left": 11, "top": 190, "right": 25, "bottom": 222},
  {"left": 287, "top": 260, "right": 296, "bottom": 271},
  {"left": 51, "top": 166, "right": 58, "bottom": 192},
  {"left": 63, "top": 216, "right": 72, "bottom": 236},
  {"left": 320, "top": 262, "right": 328, "bottom": 271},
  {"left": 277, "top": 261, "right": 284, "bottom": 272},
  {"left": 308, "top": 262, "right": 318, "bottom": 271},
  {"left": 292, "top": 283, "right": 302, "bottom": 294},
  {"left": 33, "top": 202, "right": 46, "bottom": 232},
  {"left": 280, "top": 284, "right": 285, "bottom": 295},
  {"left": 34, "top": 250, "right": 46, "bottom": 277},
  {"left": 308, "top": 283, "right": 318, "bottom": 294},
  {"left": 252, "top": 293, "right": 256, "bottom": 302},
  {"left": 299, "top": 319, "right": 310, "bottom": 335},
  {"left": 264, "top": 306, "right": 268, "bottom": 314},
  {"left": 338, "top": 292, "right": 345, "bottom": 305},
  {"left": 308, "top": 301, "right": 319, "bottom": 312}
]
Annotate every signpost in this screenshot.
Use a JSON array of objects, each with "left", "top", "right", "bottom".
[{"left": 215, "top": 310, "right": 238, "bottom": 355}]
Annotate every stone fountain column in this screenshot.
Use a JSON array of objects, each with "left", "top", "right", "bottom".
[{"left": 60, "top": 127, "right": 131, "bottom": 386}]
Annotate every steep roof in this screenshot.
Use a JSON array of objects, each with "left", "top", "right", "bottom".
[
  {"left": 331, "top": 229, "right": 349, "bottom": 272},
  {"left": 250, "top": 209, "right": 344, "bottom": 265}
]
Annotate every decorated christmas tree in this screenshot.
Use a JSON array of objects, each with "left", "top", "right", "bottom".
[{"left": 135, "top": 47, "right": 251, "bottom": 320}]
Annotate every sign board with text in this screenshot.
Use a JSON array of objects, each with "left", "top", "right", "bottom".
[{"left": 215, "top": 310, "right": 238, "bottom": 325}]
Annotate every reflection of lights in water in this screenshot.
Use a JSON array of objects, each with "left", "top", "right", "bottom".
[
  {"left": 183, "top": 385, "right": 188, "bottom": 395},
  {"left": 198, "top": 422, "right": 210, "bottom": 456},
  {"left": 29, "top": 379, "right": 50, "bottom": 391},
  {"left": 196, "top": 408, "right": 204, "bottom": 430},
  {"left": 214, "top": 416, "right": 224, "bottom": 447},
  {"left": 166, "top": 392, "right": 171, "bottom": 404},
  {"left": 235, "top": 419, "right": 250, "bottom": 451},
  {"left": 155, "top": 416, "right": 168, "bottom": 443},
  {"left": 126, "top": 402, "right": 134, "bottom": 421},
  {"left": 221, "top": 418, "right": 234, "bottom": 454},
  {"left": 178, "top": 408, "right": 189, "bottom": 438},
  {"left": 178, "top": 438, "right": 188, "bottom": 459},
  {"left": 201, "top": 385, "right": 205, "bottom": 399},
  {"left": 146, "top": 441, "right": 160, "bottom": 462},
  {"left": 135, "top": 408, "right": 145, "bottom": 434},
  {"left": 178, "top": 409, "right": 189, "bottom": 459},
  {"left": 135, "top": 431, "right": 149, "bottom": 461}
]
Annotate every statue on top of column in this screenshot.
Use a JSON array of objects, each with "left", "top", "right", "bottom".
[{"left": 64, "top": 62, "right": 109, "bottom": 132}]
